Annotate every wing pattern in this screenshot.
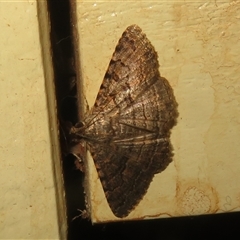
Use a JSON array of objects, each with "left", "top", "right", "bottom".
[{"left": 71, "top": 25, "right": 178, "bottom": 218}]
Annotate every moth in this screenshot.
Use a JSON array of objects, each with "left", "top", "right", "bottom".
[{"left": 70, "top": 25, "right": 178, "bottom": 218}]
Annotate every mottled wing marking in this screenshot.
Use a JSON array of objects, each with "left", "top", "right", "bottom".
[
  {"left": 89, "top": 138, "right": 172, "bottom": 218},
  {"left": 71, "top": 25, "right": 178, "bottom": 218}
]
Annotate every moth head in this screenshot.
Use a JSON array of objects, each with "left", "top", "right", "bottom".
[
  {"left": 68, "top": 121, "right": 86, "bottom": 169},
  {"left": 69, "top": 121, "right": 85, "bottom": 142},
  {"left": 70, "top": 140, "right": 86, "bottom": 172}
]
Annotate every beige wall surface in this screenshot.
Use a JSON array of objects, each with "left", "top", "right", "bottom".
[
  {"left": 0, "top": 1, "right": 64, "bottom": 239},
  {"left": 1, "top": 0, "right": 239, "bottom": 234},
  {"left": 75, "top": 1, "right": 240, "bottom": 222}
]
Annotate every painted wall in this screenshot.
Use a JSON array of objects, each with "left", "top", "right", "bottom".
[
  {"left": 0, "top": 0, "right": 239, "bottom": 234},
  {"left": 0, "top": 1, "right": 65, "bottom": 238},
  {"left": 75, "top": 0, "right": 240, "bottom": 222}
]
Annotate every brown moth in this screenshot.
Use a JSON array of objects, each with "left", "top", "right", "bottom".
[{"left": 70, "top": 25, "right": 178, "bottom": 218}]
